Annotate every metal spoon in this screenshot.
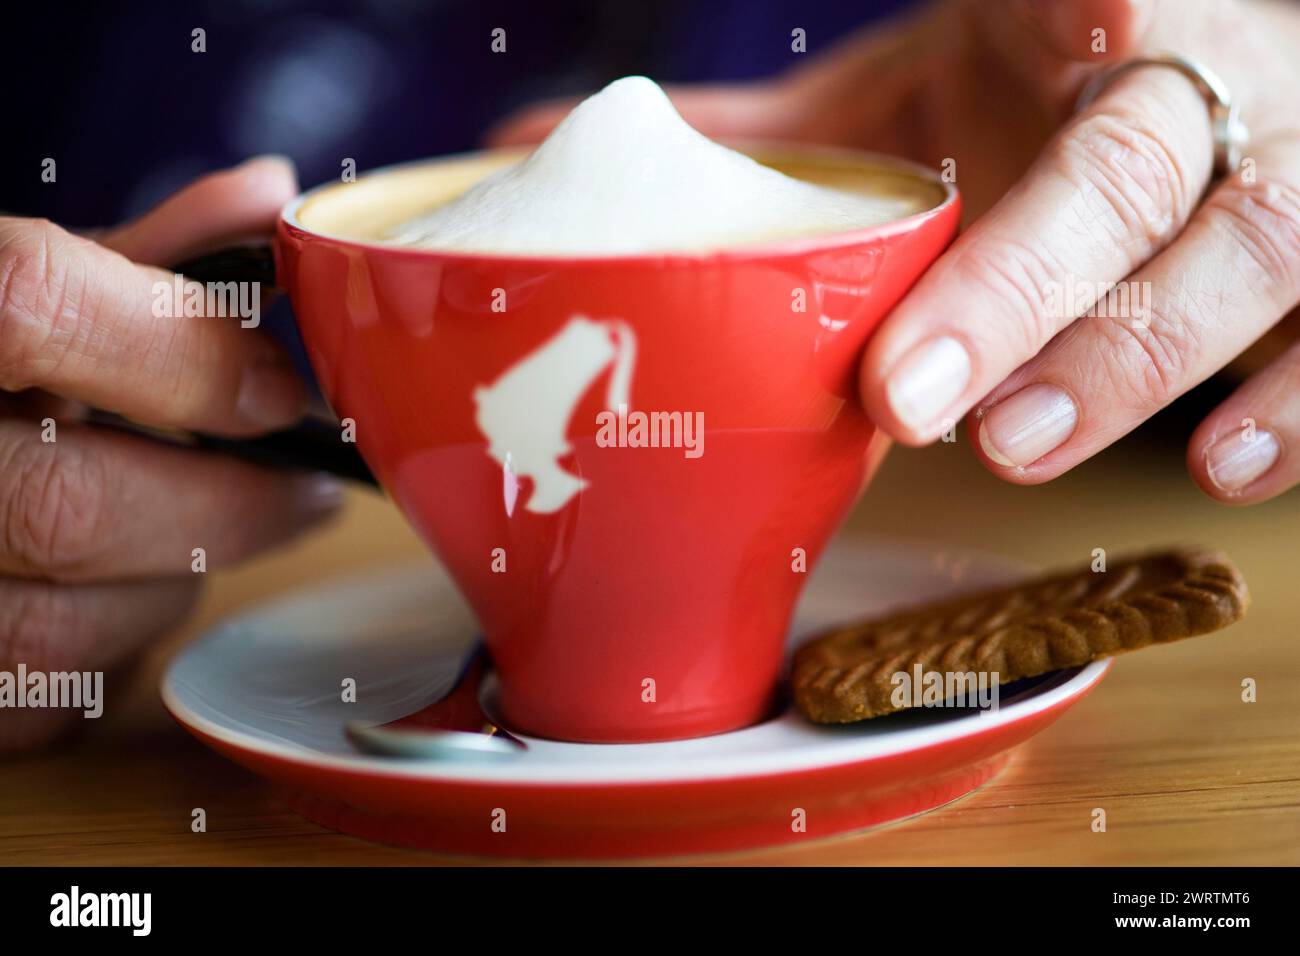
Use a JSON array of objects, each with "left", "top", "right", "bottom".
[{"left": 345, "top": 644, "right": 526, "bottom": 760}]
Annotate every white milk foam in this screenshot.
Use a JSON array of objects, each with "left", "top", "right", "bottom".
[{"left": 386, "top": 76, "right": 923, "bottom": 255}]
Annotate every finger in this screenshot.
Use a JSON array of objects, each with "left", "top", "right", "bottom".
[
  {"left": 1015, "top": 0, "right": 1151, "bottom": 64},
  {"left": 963, "top": 0, "right": 1152, "bottom": 119},
  {"left": 859, "top": 64, "right": 1215, "bottom": 444},
  {"left": 484, "top": 82, "right": 793, "bottom": 147},
  {"left": 0, "top": 419, "right": 343, "bottom": 582},
  {"left": 483, "top": 96, "right": 577, "bottom": 147},
  {"left": 0, "top": 576, "right": 198, "bottom": 752},
  {"left": 0, "top": 216, "right": 306, "bottom": 435},
  {"left": 97, "top": 155, "right": 297, "bottom": 267},
  {"left": 972, "top": 134, "right": 1300, "bottom": 481},
  {"left": 1188, "top": 336, "right": 1300, "bottom": 504}
]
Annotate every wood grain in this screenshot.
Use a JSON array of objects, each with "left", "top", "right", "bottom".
[{"left": 2, "top": 423, "right": 1297, "bottom": 866}]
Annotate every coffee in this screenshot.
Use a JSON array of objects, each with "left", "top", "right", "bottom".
[{"left": 378, "top": 76, "right": 932, "bottom": 256}]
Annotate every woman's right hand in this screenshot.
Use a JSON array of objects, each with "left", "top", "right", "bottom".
[{"left": 492, "top": 0, "right": 1300, "bottom": 507}]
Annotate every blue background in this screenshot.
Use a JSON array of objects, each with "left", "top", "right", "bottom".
[{"left": 2, "top": 0, "right": 912, "bottom": 225}]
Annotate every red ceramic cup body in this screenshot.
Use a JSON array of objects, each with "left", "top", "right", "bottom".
[{"left": 279, "top": 148, "right": 960, "bottom": 742}]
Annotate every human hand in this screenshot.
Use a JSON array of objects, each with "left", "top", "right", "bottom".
[
  {"left": 0, "top": 157, "right": 341, "bottom": 751},
  {"left": 490, "top": 0, "right": 1300, "bottom": 505}
]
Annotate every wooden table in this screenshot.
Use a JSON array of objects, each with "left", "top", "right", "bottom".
[{"left": 3, "top": 405, "right": 1298, "bottom": 865}]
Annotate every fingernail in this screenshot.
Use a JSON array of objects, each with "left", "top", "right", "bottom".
[
  {"left": 236, "top": 360, "right": 307, "bottom": 428},
  {"left": 1205, "top": 427, "right": 1280, "bottom": 492},
  {"left": 240, "top": 153, "right": 297, "bottom": 177},
  {"left": 236, "top": 155, "right": 299, "bottom": 197},
  {"left": 885, "top": 337, "right": 971, "bottom": 434},
  {"left": 978, "top": 383, "right": 1078, "bottom": 467},
  {"left": 295, "top": 471, "right": 345, "bottom": 517}
]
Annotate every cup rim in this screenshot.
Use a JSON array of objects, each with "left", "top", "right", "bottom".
[{"left": 279, "top": 141, "right": 960, "bottom": 267}]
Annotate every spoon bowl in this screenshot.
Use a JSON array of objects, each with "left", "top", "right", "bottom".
[{"left": 344, "top": 644, "right": 526, "bottom": 760}]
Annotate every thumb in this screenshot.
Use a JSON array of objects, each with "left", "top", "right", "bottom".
[{"left": 98, "top": 155, "right": 298, "bottom": 267}]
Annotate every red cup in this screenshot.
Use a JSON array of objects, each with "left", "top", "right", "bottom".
[{"left": 278, "top": 146, "right": 959, "bottom": 742}]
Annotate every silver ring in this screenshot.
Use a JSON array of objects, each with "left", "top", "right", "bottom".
[{"left": 1075, "top": 52, "right": 1248, "bottom": 178}]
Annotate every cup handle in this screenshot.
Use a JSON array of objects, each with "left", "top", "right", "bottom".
[
  {"left": 84, "top": 408, "right": 379, "bottom": 486},
  {"left": 171, "top": 243, "right": 279, "bottom": 287},
  {"left": 80, "top": 243, "right": 379, "bottom": 487}
]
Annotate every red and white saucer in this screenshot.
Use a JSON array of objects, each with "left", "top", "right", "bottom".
[{"left": 162, "top": 538, "right": 1109, "bottom": 859}]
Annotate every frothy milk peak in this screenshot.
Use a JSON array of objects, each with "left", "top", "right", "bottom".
[{"left": 386, "top": 76, "right": 926, "bottom": 255}]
